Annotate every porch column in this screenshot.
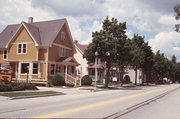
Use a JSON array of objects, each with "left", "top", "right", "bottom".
[
  {"left": 29, "top": 62, "right": 33, "bottom": 80},
  {"left": 18, "top": 62, "right": 21, "bottom": 80},
  {"left": 65, "top": 64, "right": 67, "bottom": 81},
  {"left": 45, "top": 62, "right": 48, "bottom": 81}
]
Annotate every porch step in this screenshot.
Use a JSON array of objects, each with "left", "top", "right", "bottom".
[{"left": 65, "top": 74, "right": 81, "bottom": 87}]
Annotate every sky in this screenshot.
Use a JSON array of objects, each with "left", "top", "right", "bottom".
[{"left": 0, "top": 0, "right": 180, "bottom": 60}]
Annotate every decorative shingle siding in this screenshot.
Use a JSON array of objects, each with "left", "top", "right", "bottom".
[{"left": 8, "top": 28, "right": 37, "bottom": 61}]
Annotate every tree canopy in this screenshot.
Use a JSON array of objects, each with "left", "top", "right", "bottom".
[
  {"left": 84, "top": 16, "right": 180, "bottom": 87},
  {"left": 174, "top": 4, "right": 180, "bottom": 32}
]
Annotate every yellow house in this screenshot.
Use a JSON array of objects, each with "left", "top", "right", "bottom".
[{"left": 0, "top": 17, "right": 80, "bottom": 86}]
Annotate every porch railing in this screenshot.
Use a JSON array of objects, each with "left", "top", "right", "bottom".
[{"left": 64, "top": 73, "right": 81, "bottom": 87}]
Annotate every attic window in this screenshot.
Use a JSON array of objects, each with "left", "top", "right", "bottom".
[
  {"left": 17, "top": 43, "right": 27, "bottom": 54},
  {"left": 61, "top": 32, "right": 65, "bottom": 40}
]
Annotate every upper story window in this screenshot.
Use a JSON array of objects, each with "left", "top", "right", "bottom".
[
  {"left": 3, "top": 49, "right": 8, "bottom": 60},
  {"left": 17, "top": 43, "right": 27, "bottom": 54},
  {"left": 59, "top": 47, "right": 65, "bottom": 57},
  {"left": 61, "top": 32, "right": 66, "bottom": 40}
]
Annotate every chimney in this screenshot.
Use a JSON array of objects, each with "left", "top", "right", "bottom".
[{"left": 28, "top": 17, "right": 33, "bottom": 23}]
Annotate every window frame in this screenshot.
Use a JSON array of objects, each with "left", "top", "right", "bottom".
[
  {"left": 59, "top": 47, "right": 66, "bottom": 57},
  {"left": 3, "top": 49, "right": 8, "bottom": 60},
  {"left": 61, "top": 32, "right": 66, "bottom": 40},
  {"left": 32, "top": 63, "right": 39, "bottom": 75},
  {"left": 20, "top": 63, "right": 29, "bottom": 74},
  {"left": 50, "top": 64, "right": 55, "bottom": 75},
  {"left": 17, "top": 43, "right": 27, "bottom": 54}
]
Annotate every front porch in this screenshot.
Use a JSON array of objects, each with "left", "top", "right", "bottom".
[{"left": 0, "top": 57, "right": 81, "bottom": 87}]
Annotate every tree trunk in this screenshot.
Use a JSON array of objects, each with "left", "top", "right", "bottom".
[
  {"left": 105, "top": 62, "right": 111, "bottom": 88},
  {"left": 105, "top": 67, "right": 110, "bottom": 88},
  {"left": 119, "top": 66, "right": 124, "bottom": 86},
  {"left": 135, "top": 67, "right": 137, "bottom": 85},
  {"left": 142, "top": 71, "right": 144, "bottom": 85}
]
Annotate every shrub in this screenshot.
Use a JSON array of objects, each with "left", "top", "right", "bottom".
[
  {"left": 0, "top": 82, "right": 11, "bottom": 92},
  {"left": 81, "top": 75, "right": 92, "bottom": 85},
  {"left": 124, "top": 75, "right": 131, "bottom": 84},
  {"left": 51, "top": 74, "right": 65, "bottom": 86},
  {"left": 0, "top": 82, "right": 38, "bottom": 92}
]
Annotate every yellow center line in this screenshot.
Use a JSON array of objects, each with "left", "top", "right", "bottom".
[{"left": 34, "top": 85, "right": 174, "bottom": 118}]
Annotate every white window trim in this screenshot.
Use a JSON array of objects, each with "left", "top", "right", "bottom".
[
  {"left": 59, "top": 47, "right": 66, "bottom": 57},
  {"left": 19, "top": 62, "right": 40, "bottom": 76},
  {"left": 3, "top": 49, "right": 8, "bottom": 60},
  {"left": 32, "top": 63, "right": 39, "bottom": 75},
  {"left": 19, "top": 62, "right": 30, "bottom": 75},
  {"left": 50, "top": 63, "right": 56, "bottom": 76},
  {"left": 61, "top": 32, "right": 66, "bottom": 40},
  {"left": 17, "top": 43, "right": 27, "bottom": 54}
]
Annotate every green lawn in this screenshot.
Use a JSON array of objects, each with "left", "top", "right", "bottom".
[
  {"left": 79, "top": 87, "right": 94, "bottom": 90},
  {"left": 0, "top": 91, "right": 61, "bottom": 97}
]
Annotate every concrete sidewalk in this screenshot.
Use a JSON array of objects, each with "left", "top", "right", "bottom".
[
  {"left": 0, "top": 86, "right": 92, "bottom": 101},
  {"left": 0, "top": 96, "right": 10, "bottom": 101},
  {"left": 37, "top": 86, "right": 94, "bottom": 95}
]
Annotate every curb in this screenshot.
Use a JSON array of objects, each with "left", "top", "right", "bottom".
[{"left": 11, "top": 92, "right": 65, "bottom": 100}]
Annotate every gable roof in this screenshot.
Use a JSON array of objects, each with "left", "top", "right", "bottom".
[
  {"left": 0, "top": 24, "right": 20, "bottom": 48},
  {"left": 74, "top": 41, "right": 88, "bottom": 54},
  {"left": 0, "top": 18, "right": 73, "bottom": 48}
]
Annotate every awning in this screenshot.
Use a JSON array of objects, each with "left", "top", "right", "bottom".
[{"left": 56, "top": 57, "right": 80, "bottom": 66}]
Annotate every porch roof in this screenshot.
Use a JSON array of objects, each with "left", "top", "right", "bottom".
[
  {"left": 88, "top": 63, "right": 106, "bottom": 69},
  {"left": 56, "top": 57, "right": 80, "bottom": 66}
]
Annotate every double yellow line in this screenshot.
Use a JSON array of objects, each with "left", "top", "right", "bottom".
[{"left": 34, "top": 85, "right": 175, "bottom": 118}]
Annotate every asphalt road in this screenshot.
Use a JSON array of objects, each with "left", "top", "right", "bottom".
[{"left": 0, "top": 84, "right": 179, "bottom": 118}]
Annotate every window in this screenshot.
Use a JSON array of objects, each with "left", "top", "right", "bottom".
[
  {"left": 50, "top": 64, "right": 55, "bottom": 75},
  {"left": 18, "top": 43, "right": 27, "bottom": 54},
  {"left": 59, "top": 47, "right": 65, "bottom": 57},
  {"left": 61, "top": 32, "right": 65, "bottom": 40},
  {"left": 3, "top": 50, "right": 8, "bottom": 59},
  {"left": 89, "top": 69, "right": 95, "bottom": 75},
  {"left": 71, "top": 66, "right": 74, "bottom": 73},
  {"left": 33, "top": 63, "right": 38, "bottom": 74},
  {"left": 56, "top": 65, "right": 61, "bottom": 73},
  {"left": 21, "top": 63, "right": 29, "bottom": 74}
]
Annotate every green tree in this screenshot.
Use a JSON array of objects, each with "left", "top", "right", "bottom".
[
  {"left": 84, "top": 17, "right": 125, "bottom": 87},
  {"left": 175, "top": 63, "right": 180, "bottom": 83},
  {"left": 130, "top": 35, "right": 146, "bottom": 85},
  {"left": 171, "top": 54, "right": 177, "bottom": 64},
  {"left": 174, "top": 4, "right": 180, "bottom": 32},
  {"left": 113, "top": 21, "right": 131, "bottom": 83},
  {"left": 152, "top": 51, "right": 176, "bottom": 82}
]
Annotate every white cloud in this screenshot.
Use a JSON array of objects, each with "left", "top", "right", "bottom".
[
  {"left": 0, "top": 0, "right": 57, "bottom": 31},
  {"left": 0, "top": 0, "right": 180, "bottom": 60},
  {"left": 149, "top": 31, "right": 180, "bottom": 60},
  {"left": 31, "top": 0, "right": 106, "bottom": 18}
]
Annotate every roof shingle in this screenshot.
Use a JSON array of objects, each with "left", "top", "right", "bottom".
[{"left": 0, "top": 18, "right": 67, "bottom": 48}]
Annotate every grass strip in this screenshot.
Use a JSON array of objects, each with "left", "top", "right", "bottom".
[
  {"left": 0, "top": 91, "right": 60, "bottom": 97},
  {"left": 79, "top": 87, "right": 94, "bottom": 90}
]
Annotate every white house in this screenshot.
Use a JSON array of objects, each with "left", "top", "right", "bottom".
[
  {"left": 124, "top": 66, "right": 142, "bottom": 84},
  {"left": 74, "top": 40, "right": 89, "bottom": 77},
  {"left": 74, "top": 40, "right": 106, "bottom": 82}
]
